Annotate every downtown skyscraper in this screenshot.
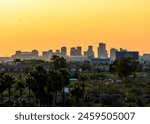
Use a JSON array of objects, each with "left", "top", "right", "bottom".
[{"left": 98, "top": 43, "right": 108, "bottom": 59}]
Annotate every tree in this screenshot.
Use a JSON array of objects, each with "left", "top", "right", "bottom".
[
  {"left": 80, "top": 61, "right": 92, "bottom": 72},
  {"left": 79, "top": 75, "right": 87, "bottom": 101},
  {"left": 116, "top": 58, "right": 131, "bottom": 78},
  {"left": 130, "top": 61, "right": 139, "bottom": 79},
  {"left": 26, "top": 74, "right": 34, "bottom": 103},
  {"left": 50, "top": 55, "right": 67, "bottom": 69},
  {"left": 109, "top": 60, "right": 118, "bottom": 73},
  {"left": 3, "top": 74, "right": 16, "bottom": 102},
  {"left": 47, "top": 69, "right": 62, "bottom": 106},
  {"left": 50, "top": 55, "right": 70, "bottom": 106},
  {"left": 59, "top": 69, "right": 70, "bottom": 106},
  {"left": 45, "top": 71, "right": 53, "bottom": 106},
  {"left": 0, "top": 72, "right": 6, "bottom": 102},
  {"left": 110, "top": 58, "right": 139, "bottom": 79},
  {"left": 24, "top": 56, "right": 70, "bottom": 107},
  {"left": 70, "top": 85, "right": 84, "bottom": 106},
  {"left": 15, "top": 81, "right": 25, "bottom": 106},
  {"left": 28, "top": 65, "right": 47, "bottom": 106},
  {"left": 59, "top": 69, "right": 70, "bottom": 87}
]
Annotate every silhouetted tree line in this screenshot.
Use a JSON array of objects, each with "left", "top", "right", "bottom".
[
  {"left": 0, "top": 55, "right": 70, "bottom": 107},
  {"left": 0, "top": 56, "right": 150, "bottom": 107}
]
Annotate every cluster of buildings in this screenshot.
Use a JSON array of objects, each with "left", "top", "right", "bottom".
[
  {"left": 9, "top": 42, "right": 140, "bottom": 62},
  {"left": 0, "top": 42, "right": 150, "bottom": 71}
]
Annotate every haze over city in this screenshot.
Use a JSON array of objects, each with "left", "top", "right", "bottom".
[{"left": 0, "top": 0, "right": 150, "bottom": 56}]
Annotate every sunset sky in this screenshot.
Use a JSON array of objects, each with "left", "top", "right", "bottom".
[{"left": 0, "top": 0, "right": 150, "bottom": 57}]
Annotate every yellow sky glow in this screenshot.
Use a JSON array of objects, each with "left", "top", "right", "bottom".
[{"left": 0, "top": 0, "right": 150, "bottom": 56}]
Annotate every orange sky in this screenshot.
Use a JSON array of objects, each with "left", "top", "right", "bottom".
[{"left": 0, "top": 0, "right": 150, "bottom": 57}]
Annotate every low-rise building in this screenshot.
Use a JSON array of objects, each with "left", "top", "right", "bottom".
[
  {"left": 116, "top": 51, "right": 139, "bottom": 60},
  {"left": 91, "top": 58, "right": 111, "bottom": 65},
  {"left": 67, "top": 56, "right": 88, "bottom": 63},
  {"left": 142, "top": 54, "right": 150, "bottom": 61},
  {"left": 12, "top": 50, "right": 39, "bottom": 60}
]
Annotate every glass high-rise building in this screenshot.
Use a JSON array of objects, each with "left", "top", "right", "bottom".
[
  {"left": 110, "top": 48, "right": 118, "bottom": 60},
  {"left": 61, "top": 47, "right": 67, "bottom": 56},
  {"left": 98, "top": 43, "right": 108, "bottom": 58}
]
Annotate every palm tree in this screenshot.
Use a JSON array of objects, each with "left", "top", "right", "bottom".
[
  {"left": 28, "top": 65, "right": 47, "bottom": 106},
  {"left": 3, "top": 74, "right": 16, "bottom": 104},
  {"left": 46, "top": 74, "right": 53, "bottom": 106},
  {"left": 15, "top": 81, "right": 25, "bottom": 106},
  {"left": 26, "top": 74, "right": 35, "bottom": 103},
  {"left": 0, "top": 72, "right": 6, "bottom": 102},
  {"left": 59, "top": 69, "right": 70, "bottom": 106},
  {"left": 79, "top": 75, "right": 87, "bottom": 103},
  {"left": 70, "top": 86, "right": 83, "bottom": 106},
  {"left": 50, "top": 55, "right": 70, "bottom": 106},
  {"left": 48, "top": 69, "right": 62, "bottom": 106}
]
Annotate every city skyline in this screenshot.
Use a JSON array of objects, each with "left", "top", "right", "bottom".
[
  {"left": 0, "top": 42, "right": 143, "bottom": 59},
  {"left": 0, "top": 42, "right": 148, "bottom": 57},
  {"left": 0, "top": 0, "right": 150, "bottom": 56}
]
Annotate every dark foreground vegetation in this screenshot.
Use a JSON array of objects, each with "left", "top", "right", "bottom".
[{"left": 0, "top": 56, "right": 150, "bottom": 107}]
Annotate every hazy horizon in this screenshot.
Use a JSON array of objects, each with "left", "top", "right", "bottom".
[
  {"left": 0, "top": 44, "right": 145, "bottom": 58},
  {"left": 0, "top": 0, "right": 150, "bottom": 56}
]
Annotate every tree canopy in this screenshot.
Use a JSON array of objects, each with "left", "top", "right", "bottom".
[{"left": 109, "top": 58, "right": 139, "bottom": 78}]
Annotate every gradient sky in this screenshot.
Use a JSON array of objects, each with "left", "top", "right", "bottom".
[{"left": 0, "top": 0, "right": 150, "bottom": 57}]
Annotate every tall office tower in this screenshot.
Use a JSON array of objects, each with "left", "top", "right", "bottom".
[
  {"left": 88, "top": 46, "right": 94, "bottom": 57},
  {"left": 98, "top": 43, "right": 108, "bottom": 58},
  {"left": 84, "top": 45, "right": 95, "bottom": 59},
  {"left": 76, "top": 46, "right": 82, "bottom": 56},
  {"left": 110, "top": 48, "right": 118, "bottom": 60},
  {"left": 70, "top": 47, "right": 76, "bottom": 56},
  {"left": 88, "top": 46, "right": 93, "bottom": 51},
  {"left": 61, "top": 47, "right": 67, "bottom": 56},
  {"left": 49, "top": 50, "right": 53, "bottom": 56},
  {"left": 84, "top": 51, "right": 87, "bottom": 56}
]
